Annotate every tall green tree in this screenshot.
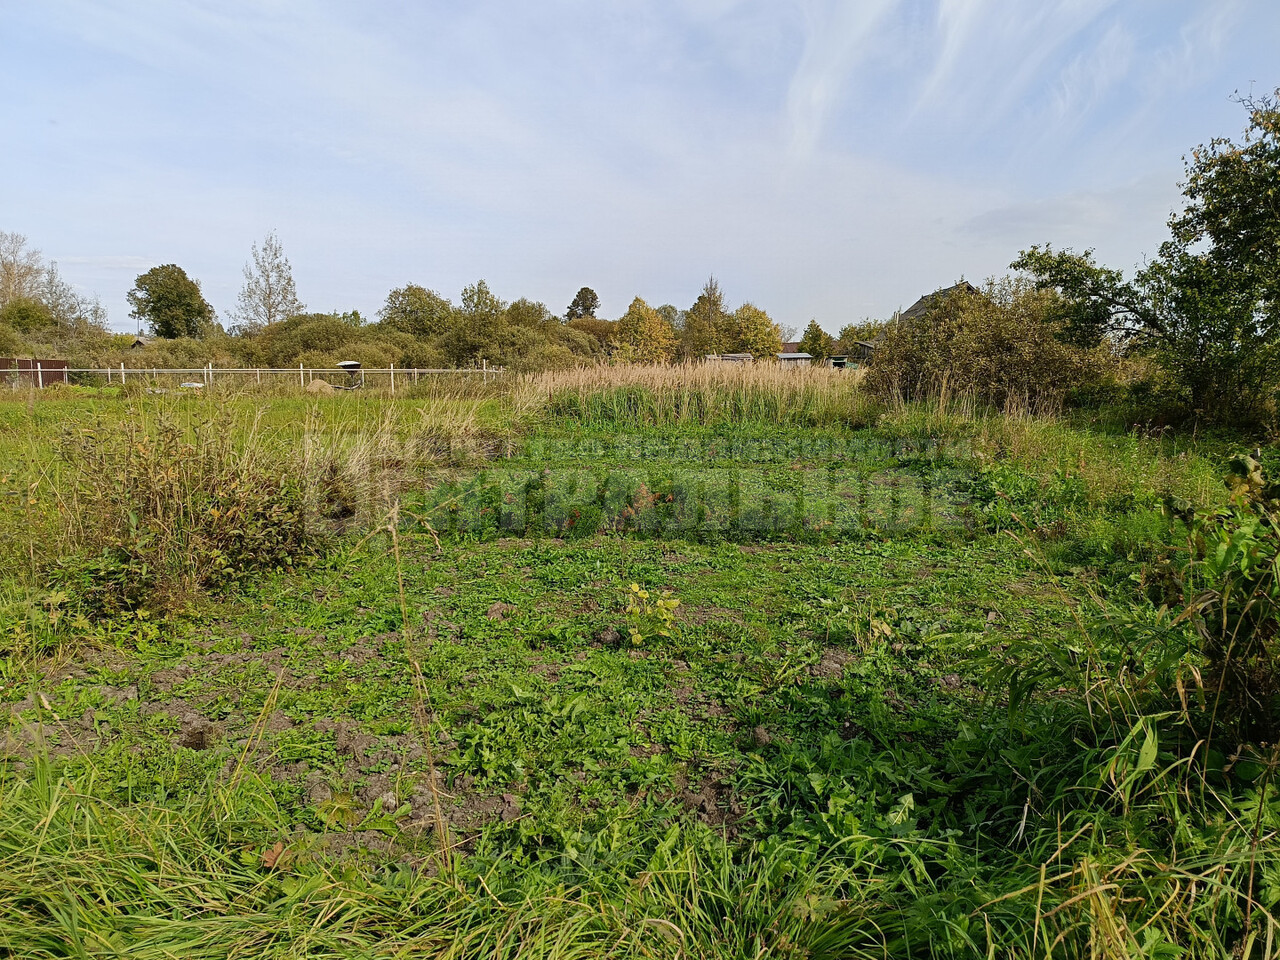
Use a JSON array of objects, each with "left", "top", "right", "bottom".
[
  {"left": 680, "top": 277, "right": 729, "bottom": 359},
  {"left": 798, "top": 320, "right": 834, "bottom": 361},
  {"left": 565, "top": 287, "right": 600, "bottom": 321},
  {"left": 507, "top": 298, "right": 556, "bottom": 329},
  {"left": 0, "top": 297, "right": 54, "bottom": 334},
  {"left": 378, "top": 284, "right": 453, "bottom": 338},
  {"left": 443, "top": 280, "right": 508, "bottom": 365},
  {"left": 656, "top": 304, "right": 683, "bottom": 332},
  {"left": 1171, "top": 90, "right": 1280, "bottom": 315},
  {"left": 727, "top": 303, "right": 782, "bottom": 358},
  {"left": 1014, "top": 90, "right": 1280, "bottom": 419},
  {"left": 615, "top": 296, "right": 677, "bottom": 362},
  {"left": 127, "top": 265, "right": 215, "bottom": 339}
]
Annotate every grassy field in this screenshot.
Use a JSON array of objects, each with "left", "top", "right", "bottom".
[{"left": 1, "top": 368, "right": 1277, "bottom": 958}]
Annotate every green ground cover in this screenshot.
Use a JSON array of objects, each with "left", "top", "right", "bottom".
[{"left": 1, "top": 389, "right": 1277, "bottom": 957}]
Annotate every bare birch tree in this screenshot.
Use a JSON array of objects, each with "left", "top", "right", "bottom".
[
  {"left": 233, "top": 231, "right": 304, "bottom": 334},
  {"left": 0, "top": 231, "right": 45, "bottom": 310}
]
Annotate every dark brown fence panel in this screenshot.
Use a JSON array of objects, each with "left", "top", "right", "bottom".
[{"left": 0, "top": 358, "right": 70, "bottom": 387}]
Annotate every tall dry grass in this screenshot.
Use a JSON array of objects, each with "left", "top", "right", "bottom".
[{"left": 517, "top": 361, "right": 874, "bottom": 428}]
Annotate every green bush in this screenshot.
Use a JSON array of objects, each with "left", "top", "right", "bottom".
[
  {"left": 0, "top": 322, "right": 21, "bottom": 357},
  {"left": 866, "top": 277, "right": 1107, "bottom": 413},
  {"left": 119, "top": 335, "right": 240, "bottom": 370},
  {"left": 1167, "top": 452, "right": 1280, "bottom": 741}
]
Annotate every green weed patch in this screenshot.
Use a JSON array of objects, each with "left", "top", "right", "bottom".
[{"left": 2, "top": 392, "right": 1276, "bottom": 956}]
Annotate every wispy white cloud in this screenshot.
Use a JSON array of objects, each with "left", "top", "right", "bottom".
[
  {"left": 909, "top": 0, "right": 1124, "bottom": 132},
  {"left": 914, "top": 0, "right": 994, "bottom": 112},
  {"left": 1050, "top": 21, "right": 1134, "bottom": 126},
  {"left": 1143, "top": 0, "right": 1244, "bottom": 99},
  {"left": 784, "top": 0, "right": 896, "bottom": 160},
  {"left": 56, "top": 256, "right": 154, "bottom": 270}
]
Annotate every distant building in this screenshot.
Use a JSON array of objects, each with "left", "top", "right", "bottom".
[
  {"left": 129, "top": 336, "right": 151, "bottom": 349},
  {"left": 848, "top": 341, "right": 879, "bottom": 363},
  {"left": 777, "top": 351, "right": 813, "bottom": 367},
  {"left": 704, "top": 353, "right": 755, "bottom": 364},
  {"left": 898, "top": 281, "right": 979, "bottom": 323}
]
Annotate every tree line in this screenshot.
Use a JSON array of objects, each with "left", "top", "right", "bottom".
[{"left": 0, "top": 228, "right": 797, "bottom": 373}]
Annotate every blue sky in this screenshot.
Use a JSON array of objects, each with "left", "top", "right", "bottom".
[{"left": 4, "top": 1, "right": 1278, "bottom": 334}]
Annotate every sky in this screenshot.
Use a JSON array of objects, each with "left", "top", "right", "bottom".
[{"left": 3, "top": 1, "right": 1279, "bottom": 335}]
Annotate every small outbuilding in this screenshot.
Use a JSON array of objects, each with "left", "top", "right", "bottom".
[{"left": 777, "top": 351, "right": 813, "bottom": 367}]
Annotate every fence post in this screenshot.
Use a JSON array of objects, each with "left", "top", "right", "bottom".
[
  {"left": 390, "top": 362, "right": 395, "bottom": 394},
  {"left": 256, "top": 368, "right": 260, "bottom": 385},
  {"left": 107, "top": 365, "right": 111, "bottom": 384},
  {"left": 36, "top": 363, "right": 43, "bottom": 389},
  {"left": 300, "top": 363, "right": 304, "bottom": 388},
  {"left": 120, "top": 363, "right": 126, "bottom": 384}
]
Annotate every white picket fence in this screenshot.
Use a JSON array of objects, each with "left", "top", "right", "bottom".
[{"left": 8, "top": 362, "right": 504, "bottom": 392}]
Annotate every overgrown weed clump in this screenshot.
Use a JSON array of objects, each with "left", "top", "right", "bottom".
[
  {"left": 50, "top": 414, "right": 314, "bottom": 614},
  {"left": 0, "top": 390, "right": 521, "bottom": 619}
]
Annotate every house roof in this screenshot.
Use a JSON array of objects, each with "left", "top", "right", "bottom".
[
  {"left": 777, "top": 352, "right": 813, "bottom": 360},
  {"left": 899, "top": 281, "right": 979, "bottom": 322},
  {"left": 780, "top": 341, "right": 802, "bottom": 353}
]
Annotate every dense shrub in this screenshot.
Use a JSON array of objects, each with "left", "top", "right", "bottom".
[
  {"left": 1164, "top": 452, "right": 1280, "bottom": 741},
  {"left": 122, "top": 335, "right": 241, "bottom": 370},
  {"left": 865, "top": 277, "right": 1107, "bottom": 412},
  {"left": 0, "top": 322, "right": 19, "bottom": 356},
  {"left": 508, "top": 342, "right": 583, "bottom": 372},
  {"left": 239, "top": 313, "right": 363, "bottom": 368},
  {"left": 52, "top": 417, "right": 316, "bottom": 613},
  {"left": 0, "top": 297, "right": 55, "bottom": 333}
]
